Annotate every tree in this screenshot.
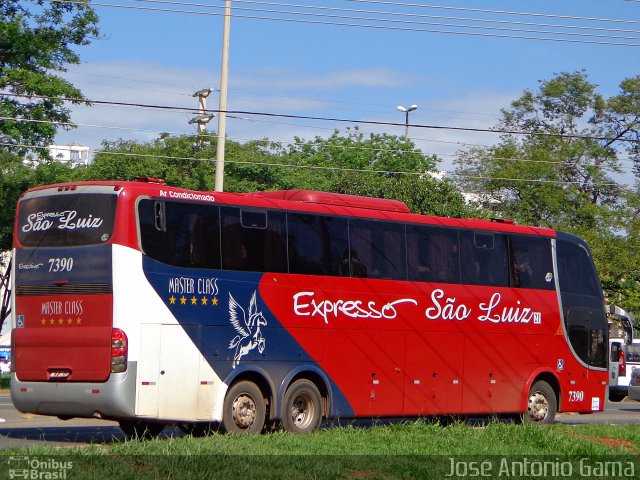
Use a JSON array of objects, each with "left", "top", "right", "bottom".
[
  {"left": 0, "top": 0, "right": 99, "bottom": 155},
  {"left": 0, "top": 151, "right": 33, "bottom": 249},
  {"left": 454, "top": 71, "right": 640, "bottom": 317},
  {"left": 0, "top": 151, "right": 78, "bottom": 251},
  {"left": 277, "top": 128, "right": 437, "bottom": 191},
  {"left": 333, "top": 172, "right": 476, "bottom": 218},
  {"left": 454, "top": 71, "right": 639, "bottom": 230},
  {"left": 88, "top": 129, "right": 447, "bottom": 199},
  {"left": 87, "top": 133, "right": 282, "bottom": 192}
]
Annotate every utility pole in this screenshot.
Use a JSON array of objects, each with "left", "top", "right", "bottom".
[
  {"left": 189, "top": 88, "right": 214, "bottom": 132},
  {"left": 214, "top": 0, "right": 231, "bottom": 192}
]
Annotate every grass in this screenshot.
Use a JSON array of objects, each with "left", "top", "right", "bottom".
[{"left": 1, "top": 421, "right": 638, "bottom": 479}]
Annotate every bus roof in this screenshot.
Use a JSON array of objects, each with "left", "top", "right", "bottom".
[
  {"left": 20, "top": 180, "right": 557, "bottom": 238},
  {"left": 244, "top": 190, "right": 411, "bottom": 213}
]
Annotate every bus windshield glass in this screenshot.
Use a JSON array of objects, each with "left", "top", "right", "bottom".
[{"left": 17, "top": 193, "right": 117, "bottom": 247}]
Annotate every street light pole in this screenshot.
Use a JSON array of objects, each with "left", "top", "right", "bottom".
[
  {"left": 396, "top": 104, "right": 418, "bottom": 139},
  {"left": 190, "top": 88, "right": 214, "bottom": 133},
  {"left": 214, "top": 0, "right": 231, "bottom": 192}
]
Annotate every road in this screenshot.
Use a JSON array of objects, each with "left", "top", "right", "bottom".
[{"left": 0, "top": 391, "right": 639, "bottom": 449}]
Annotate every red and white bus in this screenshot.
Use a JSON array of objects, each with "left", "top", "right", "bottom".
[{"left": 10, "top": 179, "right": 608, "bottom": 436}]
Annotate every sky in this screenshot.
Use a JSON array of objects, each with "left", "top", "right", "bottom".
[{"left": 53, "top": 0, "right": 640, "bottom": 179}]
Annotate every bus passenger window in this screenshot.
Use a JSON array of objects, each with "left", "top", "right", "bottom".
[
  {"left": 221, "top": 207, "right": 287, "bottom": 273},
  {"left": 138, "top": 200, "right": 221, "bottom": 269},
  {"left": 407, "top": 225, "right": 459, "bottom": 283},
  {"left": 460, "top": 231, "right": 509, "bottom": 287},
  {"left": 348, "top": 219, "right": 406, "bottom": 280},
  {"left": 510, "top": 235, "right": 554, "bottom": 290},
  {"left": 287, "top": 214, "right": 348, "bottom": 276}
]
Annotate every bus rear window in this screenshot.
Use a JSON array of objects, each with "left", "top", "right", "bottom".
[{"left": 17, "top": 194, "right": 117, "bottom": 247}]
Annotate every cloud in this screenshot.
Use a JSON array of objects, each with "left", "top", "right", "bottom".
[
  {"left": 53, "top": 61, "right": 512, "bottom": 178},
  {"left": 233, "top": 67, "right": 415, "bottom": 91}
]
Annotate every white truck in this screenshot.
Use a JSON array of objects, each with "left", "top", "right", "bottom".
[{"left": 608, "top": 305, "right": 638, "bottom": 402}]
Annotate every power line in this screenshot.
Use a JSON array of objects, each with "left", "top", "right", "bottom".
[
  {"left": 129, "top": 0, "right": 640, "bottom": 37},
  {"left": 0, "top": 99, "right": 498, "bottom": 150},
  {"left": 50, "top": 0, "right": 640, "bottom": 47},
  {"left": 347, "top": 0, "right": 640, "bottom": 25},
  {"left": 2, "top": 92, "right": 639, "bottom": 145},
  {"left": 1, "top": 141, "right": 623, "bottom": 187},
  {"left": 64, "top": 69, "right": 501, "bottom": 121},
  {"left": 2, "top": 115, "right": 635, "bottom": 176}
]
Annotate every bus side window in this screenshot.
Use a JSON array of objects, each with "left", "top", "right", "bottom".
[
  {"left": 221, "top": 207, "right": 287, "bottom": 273},
  {"left": 509, "top": 235, "right": 554, "bottom": 290},
  {"left": 138, "top": 200, "right": 221, "bottom": 269},
  {"left": 557, "top": 241, "right": 601, "bottom": 297},
  {"left": 460, "top": 231, "right": 509, "bottom": 286},
  {"left": 287, "top": 213, "right": 348, "bottom": 276},
  {"left": 346, "top": 220, "right": 371, "bottom": 278},
  {"left": 169, "top": 202, "right": 220, "bottom": 269},
  {"left": 348, "top": 219, "right": 406, "bottom": 280},
  {"left": 407, "top": 225, "right": 459, "bottom": 283}
]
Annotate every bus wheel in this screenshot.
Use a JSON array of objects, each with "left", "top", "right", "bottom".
[
  {"left": 282, "top": 379, "right": 323, "bottom": 433},
  {"left": 523, "top": 380, "right": 557, "bottom": 424},
  {"left": 608, "top": 392, "right": 626, "bottom": 402},
  {"left": 221, "top": 381, "right": 266, "bottom": 434},
  {"left": 119, "top": 420, "right": 165, "bottom": 439}
]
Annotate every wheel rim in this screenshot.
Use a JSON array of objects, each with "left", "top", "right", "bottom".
[
  {"left": 290, "top": 391, "right": 315, "bottom": 430},
  {"left": 527, "top": 391, "right": 549, "bottom": 422},
  {"left": 232, "top": 393, "right": 257, "bottom": 429}
]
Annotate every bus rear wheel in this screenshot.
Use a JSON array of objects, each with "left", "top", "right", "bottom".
[
  {"left": 221, "top": 381, "right": 266, "bottom": 434},
  {"left": 282, "top": 379, "right": 323, "bottom": 433},
  {"left": 119, "top": 420, "right": 165, "bottom": 439},
  {"left": 523, "top": 380, "right": 557, "bottom": 424}
]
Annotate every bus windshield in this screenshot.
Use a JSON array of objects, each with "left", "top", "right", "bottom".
[{"left": 17, "top": 193, "right": 117, "bottom": 247}]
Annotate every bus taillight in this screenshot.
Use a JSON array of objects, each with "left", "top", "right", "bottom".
[
  {"left": 111, "top": 328, "right": 128, "bottom": 373},
  {"left": 619, "top": 349, "right": 626, "bottom": 376}
]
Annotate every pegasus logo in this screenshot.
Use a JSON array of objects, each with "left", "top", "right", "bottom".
[{"left": 228, "top": 291, "right": 267, "bottom": 368}]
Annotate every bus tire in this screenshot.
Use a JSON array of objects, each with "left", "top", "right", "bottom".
[
  {"left": 523, "top": 380, "right": 557, "bottom": 424},
  {"left": 282, "top": 379, "right": 323, "bottom": 433},
  {"left": 119, "top": 420, "right": 165, "bottom": 439},
  {"left": 221, "top": 381, "right": 266, "bottom": 434},
  {"left": 608, "top": 392, "right": 625, "bottom": 402}
]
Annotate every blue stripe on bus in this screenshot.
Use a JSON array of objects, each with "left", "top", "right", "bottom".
[{"left": 141, "top": 255, "right": 354, "bottom": 417}]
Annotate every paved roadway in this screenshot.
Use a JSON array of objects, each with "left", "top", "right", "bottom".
[{"left": 0, "top": 391, "right": 639, "bottom": 449}]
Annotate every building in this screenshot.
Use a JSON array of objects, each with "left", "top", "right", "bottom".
[{"left": 47, "top": 143, "right": 91, "bottom": 166}]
